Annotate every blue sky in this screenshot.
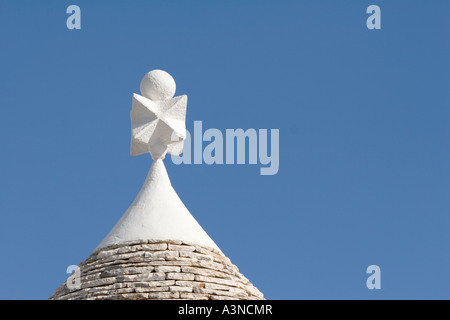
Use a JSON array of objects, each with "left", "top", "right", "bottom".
[{"left": 0, "top": 1, "right": 449, "bottom": 299}]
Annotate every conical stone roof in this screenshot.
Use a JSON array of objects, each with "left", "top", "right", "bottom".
[
  {"left": 49, "top": 240, "right": 264, "bottom": 300},
  {"left": 49, "top": 70, "right": 264, "bottom": 300}
]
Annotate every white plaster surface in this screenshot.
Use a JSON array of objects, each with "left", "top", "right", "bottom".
[
  {"left": 96, "top": 159, "right": 221, "bottom": 252},
  {"left": 140, "top": 70, "right": 176, "bottom": 101},
  {"left": 130, "top": 93, "right": 187, "bottom": 160}
]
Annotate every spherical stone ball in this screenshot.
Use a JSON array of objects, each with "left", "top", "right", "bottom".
[{"left": 140, "top": 70, "right": 176, "bottom": 101}]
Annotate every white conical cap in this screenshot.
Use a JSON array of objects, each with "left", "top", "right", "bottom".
[{"left": 96, "top": 159, "right": 220, "bottom": 252}]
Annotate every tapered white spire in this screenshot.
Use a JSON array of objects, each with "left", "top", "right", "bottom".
[{"left": 96, "top": 159, "right": 220, "bottom": 251}]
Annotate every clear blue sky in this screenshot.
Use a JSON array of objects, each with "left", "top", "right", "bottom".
[{"left": 0, "top": 1, "right": 449, "bottom": 299}]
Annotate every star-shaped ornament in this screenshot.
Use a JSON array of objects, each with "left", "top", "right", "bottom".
[{"left": 130, "top": 70, "right": 187, "bottom": 160}]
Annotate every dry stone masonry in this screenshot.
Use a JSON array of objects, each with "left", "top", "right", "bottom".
[{"left": 49, "top": 240, "right": 264, "bottom": 300}]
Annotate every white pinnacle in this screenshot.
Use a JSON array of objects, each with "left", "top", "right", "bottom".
[
  {"left": 96, "top": 159, "right": 220, "bottom": 251},
  {"left": 96, "top": 70, "right": 221, "bottom": 252}
]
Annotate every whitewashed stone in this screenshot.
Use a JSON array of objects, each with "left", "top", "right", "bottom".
[
  {"left": 168, "top": 244, "right": 196, "bottom": 252},
  {"left": 142, "top": 243, "right": 168, "bottom": 251},
  {"left": 147, "top": 260, "right": 193, "bottom": 266},
  {"left": 194, "top": 275, "right": 237, "bottom": 287},
  {"left": 134, "top": 287, "right": 170, "bottom": 293},
  {"left": 193, "top": 260, "right": 226, "bottom": 271},
  {"left": 147, "top": 292, "right": 179, "bottom": 299},
  {"left": 97, "top": 248, "right": 119, "bottom": 258},
  {"left": 100, "top": 266, "right": 154, "bottom": 277},
  {"left": 166, "top": 273, "right": 195, "bottom": 281},
  {"left": 152, "top": 251, "right": 179, "bottom": 259},
  {"left": 213, "top": 255, "right": 232, "bottom": 265},
  {"left": 204, "top": 282, "right": 237, "bottom": 291},
  {"left": 175, "top": 281, "right": 204, "bottom": 288},
  {"left": 193, "top": 246, "right": 210, "bottom": 255},
  {"left": 120, "top": 293, "right": 149, "bottom": 299},
  {"left": 193, "top": 287, "right": 244, "bottom": 298},
  {"left": 134, "top": 280, "right": 176, "bottom": 288},
  {"left": 179, "top": 251, "right": 213, "bottom": 261},
  {"left": 116, "top": 272, "right": 165, "bottom": 283},
  {"left": 181, "top": 266, "right": 231, "bottom": 278},
  {"left": 165, "top": 240, "right": 183, "bottom": 245},
  {"left": 169, "top": 286, "right": 193, "bottom": 293},
  {"left": 154, "top": 266, "right": 181, "bottom": 273},
  {"left": 180, "top": 293, "right": 209, "bottom": 300},
  {"left": 210, "top": 295, "right": 237, "bottom": 300},
  {"left": 81, "top": 277, "right": 117, "bottom": 289}
]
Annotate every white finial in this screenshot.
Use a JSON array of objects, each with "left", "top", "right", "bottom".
[
  {"left": 130, "top": 70, "right": 187, "bottom": 160},
  {"left": 95, "top": 70, "right": 220, "bottom": 252},
  {"left": 140, "top": 69, "right": 176, "bottom": 101}
]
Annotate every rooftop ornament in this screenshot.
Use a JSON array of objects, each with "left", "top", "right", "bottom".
[{"left": 96, "top": 70, "right": 220, "bottom": 252}]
